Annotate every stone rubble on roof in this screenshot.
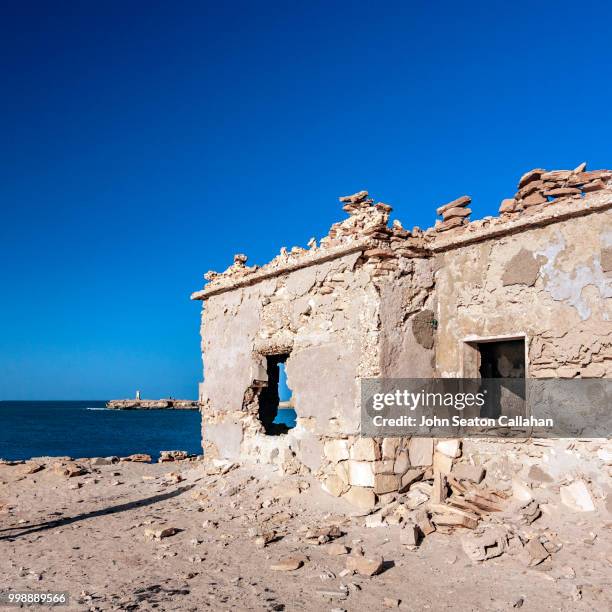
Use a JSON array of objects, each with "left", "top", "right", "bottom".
[{"left": 198, "top": 163, "right": 612, "bottom": 292}]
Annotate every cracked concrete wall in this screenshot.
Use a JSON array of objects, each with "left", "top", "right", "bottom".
[
  {"left": 435, "top": 209, "right": 612, "bottom": 378},
  {"left": 198, "top": 251, "right": 381, "bottom": 467}
]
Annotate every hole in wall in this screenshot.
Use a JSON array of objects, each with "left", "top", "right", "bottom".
[{"left": 258, "top": 354, "right": 296, "bottom": 435}]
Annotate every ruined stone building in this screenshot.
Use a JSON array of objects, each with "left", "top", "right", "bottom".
[{"left": 191, "top": 165, "right": 612, "bottom": 509}]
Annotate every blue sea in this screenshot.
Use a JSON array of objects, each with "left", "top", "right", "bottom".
[{"left": 0, "top": 401, "right": 297, "bottom": 462}]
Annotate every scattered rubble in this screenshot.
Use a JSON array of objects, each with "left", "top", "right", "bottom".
[
  {"left": 345, "top": 551, "right": 384, "bottom": 577},
  {"left": 270, "top": 557, "right": 304, "bottom": 571},
  {"left": 559, "top": 480, "right": 596, "bottom": 512},
  {"left": 144, "top": 526, "right": 180, "bottom": 540},
  {"left": 52, "top": 461, "right": 87, "bottom": 478},
  {"left": 461, "top": 528, "right": 508, "bottom": 562},
  {"left": 159, "top": 450, "right": 192, "bottom": 462},
  {"left": 121, "top": 454, "right": 152, "bottom": 463}
]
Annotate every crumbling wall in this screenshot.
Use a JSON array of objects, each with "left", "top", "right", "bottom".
[
  {"left": 434, "top": 206, "right": 612, "bottom": 378},
  {"left": 198, "top": 251, "right": 379, "bottom": 470},
  {"left": 194, "top": 166, "right": 612, "bottom": 510}
]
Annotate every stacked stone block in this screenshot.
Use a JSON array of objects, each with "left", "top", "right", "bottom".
[{"left": 499, "top": 163, "right": 612, "bottom": 216}]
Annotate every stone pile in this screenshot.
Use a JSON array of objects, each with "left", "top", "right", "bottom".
[
  {"left": 321, "top": 436, "right": 456, "bottom": 510},
  {"left": 325, "top": 191, "right": 393, "bottom": 246},
  {"left": 499, "top": 162, "right": 612, "bottom": 215},
  {"left": 434, "top": 195, "right": 472, "bottom": 232}
]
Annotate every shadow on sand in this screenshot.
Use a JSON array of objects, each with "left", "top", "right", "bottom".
[{"left": 0, "top": 484, "right": 195, "bottom": 541}]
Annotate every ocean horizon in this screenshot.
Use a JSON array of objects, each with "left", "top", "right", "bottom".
[{"left": 0, "top": 401, "right": 296, "bottom": 462}]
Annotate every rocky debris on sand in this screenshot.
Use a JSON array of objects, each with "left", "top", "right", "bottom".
[
  {"left": 503, "top": 499, "right": 541, "bottom": 526},
  {"left": 400, "top": 521, "right": 420, "bottom": 548},
  {"left": 326, "top": 543, "right": 349, "bottom": 556},
  {"left": 144, "top": 526, "right": 180, "bottom": 540},
  {"left": 523, "top": 538, "right": 550, "bottom": 567},
  {"left": 91, "top": 457, "right": 118, "bottom": 466},
  {"left": 461, "top": 528, "right": 508, "bottom": 562},
  {"left": 53, "top": 461, "right": 87, "bottom": 478},
  {"left": 121, "top": 454, "right": 152, "bottom": 463},
  {"left": 159, "top": 450, "right": 191, "bottom": 462},
  {"left": 248, "top": 526, "right": 276, "bottom": 549},
  {"left": 316, "top": 587, "right": 348, "bottom": 600},
  {"left": 383, "top": 598, "right": 401, "bottom": 608},
  {"left": 345, "top": 550, "right": 384, "bottom": 576},
  {"left": 304, "top": 525, "right": 343, "bottom": 544},
  {"left": 559, "top": 480, "right": 596, "bottom": 512},
  {"left": 204, "top": 459, "right": 238, "bottom": 475},
  {"left": 270, "top": 557, "right": 304, "bottom": 571},
  {"left": 23, "top": 462, "right": 45, "bottom": 474}
]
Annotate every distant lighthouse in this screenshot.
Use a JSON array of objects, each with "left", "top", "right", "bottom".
[{"left": 136, "top": 389, "right": 141, "bottom": 400}]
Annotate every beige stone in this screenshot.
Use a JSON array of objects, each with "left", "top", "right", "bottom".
[
  {"left": 335, "top": 461, "right": 350, "bottom": 484},
  {"left": 322, "top": 474, "right": 345, "bottom": 497},
  {"left": 452, "top": 463, "right": 485, "bottom": 483},
  {"left": 326, "top": 543, "right": 349, "bottom": 556},
  {"left": 374, "top": 474, "right": 401, "bottom": 495},
  {"left": 383, "top": 598, "right": 401, "bottom": 608},
  {"left": 408, "top": 438, "right": 433, "bottom": 466},
  {"left": 347, "top": 460, "right": 375, "bottom": 487},
  {"left": 399, "top": 468, "right": 425, "bottom": 492},
  {"left": 345, "top": 553, "right": 384, "bottom": 576},
  {"left": 400, "top": 522, "right": 419, "bottom": 547},
  {"left": 350, "top": 438, "right": 381, "bottom": 461},
  {"left": 560, "top": 481, "right": 595, "bottom": 512},
  {"left": 581, "top": 362, "right": 606, "bottom": 378},
  {"left": 433, "top": 451, "right": 453, "bottom": 474},
  {"left": 381, "top": 437, "right": 400, "bottom": 459},
  {"left": 342, "top": 486, "right": 376, "bottom": 510},
  {"left": 436, "top": 439, "right": 461, "bottom": 458},
  {"left": 393, "top": 450, "right": 410, "bottom": 475},
  {"left": 373, "top": 459, "right": 395, "bottom": 474},
  {"left": 461, "top": 529, "right": 507, "bottom": 562},
  {"left": 270, "top": 557, "right": 304, "bottom": 571},
  {"left": 144, "top": 526, "right": 179, "bottom": 540},
  {"left": 524, "top": 539, "right": 550, "bottom": 566},
  {"left": 324, "top": 439, "right": 349, "bottom": 463}
]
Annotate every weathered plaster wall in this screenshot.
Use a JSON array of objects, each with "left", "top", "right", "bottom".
[
  {"left": 378, "top": 257, "right": 437, "bottom": 378},
  {"left": 198, "top": 251, "right": 380, "bottom": 469},
  {"left": 435, "top": 209, "right": 612, "bottom": 378}
]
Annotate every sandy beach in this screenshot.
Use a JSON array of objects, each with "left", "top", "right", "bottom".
[{"left": 1, "top": 457, "right": 610, "bottom": 611}]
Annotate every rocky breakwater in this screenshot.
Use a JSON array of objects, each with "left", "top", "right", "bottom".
[{"left": 106, "top": 399, "right": 199, "bottom": 410}]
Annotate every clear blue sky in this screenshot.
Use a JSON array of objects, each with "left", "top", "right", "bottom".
[{"left": 1, "top": 1, "right": 611, "bottom": 399}]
